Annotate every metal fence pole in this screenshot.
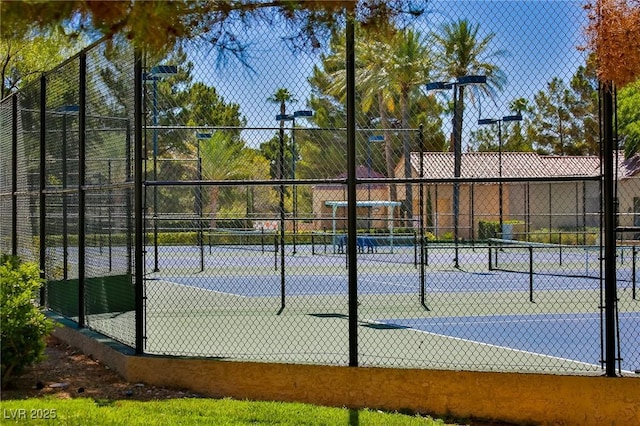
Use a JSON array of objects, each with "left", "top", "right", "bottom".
[
  {"left": 601, "top": 82, "right": 618, "bottom": 377},
  {"left": 11, "top": 95, "right": 18, "bottom": 256},
  {"left": 78, "top": 52, "right": 87, "bottom": 327},
  {"left": 39, "top": 75, "right": 46, "bottom": 305},
  {"left": 134, "top": 50, "right": 145, "bottom": 355},
  {"left": 346, "top": 9, "right": 358, "bottom": 368},
  {"left": 277, "top": 122, "right": 286, "bottom": 315}
]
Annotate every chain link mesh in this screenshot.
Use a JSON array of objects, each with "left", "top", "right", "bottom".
[{"left": 1, "top": 1, "right": 638, "bottom": 375}]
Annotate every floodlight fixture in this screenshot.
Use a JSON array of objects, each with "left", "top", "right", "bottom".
[
  {"left": 56, "top": 105, "right": 79, "bottom": 113},
  {"left": 293, "top": 110, "right": 313, "bottom": 118},
  {"left": 425, "top": 81, "right": 447, "bottom": 91},
  {"left": 502, "top": 114, "right": 523, "bottom": 122},
  {"left": 456, "top": 75, "right": 487, "bottom": 86},
  {"left": 149, "top": 65, "right": 178, "bottom": 77}
]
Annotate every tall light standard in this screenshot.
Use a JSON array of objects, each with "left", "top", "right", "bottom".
[
  {"left": 367, "top": 135, "right": 384, "bottom": 231},
  {"left": 478, "top": 113, "right": 522, "bottom": 236},
  {"left": 144, "top": 65, "right": 177, "bottom": 272},
  {"left": 426, "top": 75, "right": 486, "bottom": 268},
  {"left": 57, "top": 104, "right": 79, "bottom": 280},
  {"left": 195, "top": 132, "right": 211, "bottom": 272},
  {"left": 276, "top": 109, "right": 312, "bottom": 255}
]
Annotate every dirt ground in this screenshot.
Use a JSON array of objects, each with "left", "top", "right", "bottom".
[{"left": 1, "top": 336, "right": 199, "bottom": 401}]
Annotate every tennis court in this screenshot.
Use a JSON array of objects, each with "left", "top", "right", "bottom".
[
  {"left": 135, "top": 239, "right": 639, "bottom": 374},
  {"left": 375, "top": 313, "right": 640, "bottom": 374}
]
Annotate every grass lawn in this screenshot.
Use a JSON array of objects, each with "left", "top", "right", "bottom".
[{"left": 0, "top": 397, "right": 452, "bottom": 425}]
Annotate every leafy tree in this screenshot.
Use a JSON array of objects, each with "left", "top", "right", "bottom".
[
  {"left": 1, "top": 1, "right": 426, "bottom": 54},
  {"left": 617, "top": 80, "right": 640, "bottom": 157},
  {"left": 198, "top": 132, "right": 254, "bottom": 226},
  {"left": 1, "top": 28, "right": 83, "bottom": 98},
  {"left": 470, "top": 98, "right": 533, "bottom": 153},
  {"left": 307, "top": 24, "right": 444, "bottom": 190},
  {"left": 567, "top": 57, "right": 600, "bottom": 155},
  {"left": 527, "top": 63, "right": 601, "bottom": 156},
  {"left": 529, "top": 78, "right": 577, "bottom": 155}
]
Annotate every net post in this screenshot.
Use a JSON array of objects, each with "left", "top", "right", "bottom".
[
  {"left": 197, "top": 224, "right": 204, "bottom": 272},
  {"left": 488, "top": 239, "right": 493, "bottom": 271},
  {"left": 559, "top": 232, "right": 563, "bottom": 266},
  {"left": 424, "top": 244, "right": 429, "bottom": 267},
  {"left": 633, "top": 246, "right": 637, "bottom": 300},
  {"left": 413, "top": 231, "right": 418, "bottom": 268},
  {"left": 311, "top": 232, "right": 315, "bottom": 255},
  {"left": 273, "top": 233, "right": 278, "bottom": 271}
]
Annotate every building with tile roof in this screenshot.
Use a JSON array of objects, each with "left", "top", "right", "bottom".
[
  {"left": 395, "top": 152, "right": 640, "bottom": 240},
  {"left": 310, "top": 152, "right": 639, "bottom": 240}
]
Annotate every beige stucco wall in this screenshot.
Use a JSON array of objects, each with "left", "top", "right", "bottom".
[
  {"left": 618, "top": 176, "right": 640, "bottom": 235},
  {"left": 412, "top": 180, "right": 605, "bottom": 240},
  {"left": 53, "top": 325, "right": 640, "bottom": 426}
]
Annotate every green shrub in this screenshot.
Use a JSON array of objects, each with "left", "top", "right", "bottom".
[
  {"left": 478, "top": 220, "right": 500, "bottom": 240},
  {"left": 1, "top": 255, "right": 54, "bottom": 388}
]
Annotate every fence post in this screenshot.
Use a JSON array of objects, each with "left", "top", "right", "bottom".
[
  {"left": 134, "top": 49, "right": 145, "bottom": 355},
  {"left": 601, "top": 81, "right": 618, "bottom": 377},
  {"left": 346, "top": 9, "right": 358, "bottom": 368},
  {"left": 39, "top": 75, "right": 46, "bottom": 306},
  {"left": 11, "top": 95, "right": 18, "bottom": 256},
  {"left": 78, "top": 52, "right": 87, "bottom": 327}
]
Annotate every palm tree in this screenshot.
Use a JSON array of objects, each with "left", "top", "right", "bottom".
[
  {"left": 431, "top": 19, "right": 504, "bottom": 265},
  {"left": 198, "top": 132, "right": 250, "bottom": 227},
  {"left": 431, "top": 19, "right": 506, "bottom": 153},
  {"left": 268, "top": 88, "right": 296, "bottom": 181},
  {"left": 324, "top": 27, "right": 432, "bottom": 211},
  {"left": 385, "top": 29, "right": 432, "bottom": 221}
]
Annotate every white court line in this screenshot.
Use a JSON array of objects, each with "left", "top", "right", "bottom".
[
  {"left": 399, "top": 325, "right": 604, "bottom": 370},
  {"left": 360, "top": 277, "right": 415, "bottom": 289},
  {"left": 154, "top": 278, "right": 248, "bottom": 298},
  {"left": 364, "top": 318, "right": 635, "bottom": 374},
  {"left": 418, "top": 317, "right": 598, "bottom": 326}
]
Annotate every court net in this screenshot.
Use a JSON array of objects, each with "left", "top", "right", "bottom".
[{"left": 488, "top": 238, "right": 638, "bottom": 284}]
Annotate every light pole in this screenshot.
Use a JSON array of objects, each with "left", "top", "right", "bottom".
[
  {"left": 367, "top": 135, "right": 384, "bottom": 230},
  {"left": 426, "top": 75, "right": 486, "bottom": 268},
  {"left": 478, "top": 113, "right": 522, "bottom": 236},
  {"left": 276, "top": 110, "right": 312, "bottom": 255},
  {"left": 144, "top": 65, "right": 177, "bottom": 272},
  {"left": 195, "top": 132, "right": 211, "bottom": 272},
  {"left": 57, "top": 105, "right": 79, "bottom": 280}
]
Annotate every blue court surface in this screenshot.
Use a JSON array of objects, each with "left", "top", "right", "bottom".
[
  {"left": 160, "top": 270, "right": 602, "bottom": 297},
  {"left": 376, "top": 312, "right": 640, "bottom": 373}
]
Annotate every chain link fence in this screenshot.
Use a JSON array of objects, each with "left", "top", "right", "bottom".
[{"left": 1, "top": 1, "right": 638, "bottom": 375}]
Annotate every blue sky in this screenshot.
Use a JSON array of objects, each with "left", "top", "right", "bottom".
[{"left": 188, "top": 1, "right": 590, "bottom": 149}]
